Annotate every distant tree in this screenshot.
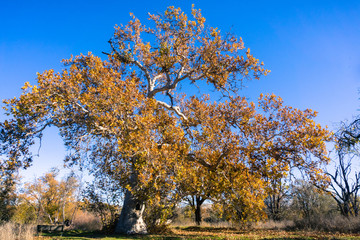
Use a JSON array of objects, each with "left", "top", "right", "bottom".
[
  {"left": 21, "top": 169, "right": 79, "bottom": 224},
  {"left": 264, "top": 177, "right": 290, "bottom": 221},
  {"left": 322, "top": 120, "right": 360, "bottom": 217},
  {"left": 291, "top": 180, "right": 337, "bottom": 220},
  {"left": 0, "top": 126, "right": 23, "bottom": 223},
  {"left": 0, "top": 168, "right": 17, "bottom": 223},
  {"left": 326, "top": 151, "right": 360, "bottom": 217},
  {"left": 293, "top": 180, "right": 324, "bottom": 219},
  {"left": 11, "top": 197, "right": 37, "bottom": 224}
]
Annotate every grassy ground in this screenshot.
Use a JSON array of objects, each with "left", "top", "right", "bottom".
[{"left": 35, "top": 226, "right": 360, "bottom": 240}]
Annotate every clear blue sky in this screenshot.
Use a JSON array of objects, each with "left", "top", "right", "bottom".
[{"left": 1, "top": 0, "right": 360, "bottom": 181}]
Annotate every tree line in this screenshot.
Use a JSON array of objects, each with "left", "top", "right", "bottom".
[{"left": 1, "top": 149, "right": 360, "bottom": 233}]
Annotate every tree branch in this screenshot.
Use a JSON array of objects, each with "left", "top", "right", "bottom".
[{"left": 156, "top": 100, "right": 188, "bottom": 121}]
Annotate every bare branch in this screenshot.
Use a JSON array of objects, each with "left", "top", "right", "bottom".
[{"left": 156, "top": 100, "right": 188, "bottom": 121}]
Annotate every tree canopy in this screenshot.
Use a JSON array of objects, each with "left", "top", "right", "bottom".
[{"left": 0, "top": 6, "right": 332, "bottom": 234}]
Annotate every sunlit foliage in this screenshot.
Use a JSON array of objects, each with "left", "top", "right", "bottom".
[{"left": 0, "top": 5, "right": 331, "bottom": 231}]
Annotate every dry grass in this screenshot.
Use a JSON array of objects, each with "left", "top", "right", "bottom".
[
  {"left": 291, "top": 215, "right": 360, "bottom": 233},
  {"left": 70, "top": 210, "right": 102, "bottom": 231},
  {"left": 171, "top": 226, "right": 360, "bottom": 239},
  {"left": 252, "top": 216, "right": 360, "bottom": 233},
  {"left": 171, "top": 218, "right": 234, "bottom": 229},
  {"left": 253, "top": 220, "right": 295, "bottom": 230},
  {"left": 172, "top": 219, "right": 296, "bottom": 231},
  {"left": 0, "top": 222, "right": 35, "bottom": 240}
]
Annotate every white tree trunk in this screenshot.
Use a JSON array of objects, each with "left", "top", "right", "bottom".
[{"left": 115, "top": 188, "right": 147, "bottom": 234}]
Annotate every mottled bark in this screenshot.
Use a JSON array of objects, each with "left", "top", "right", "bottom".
[
  {"left": 115, "top": 169, "right": 147, "bottom": 235},
  {"left": 115, "top": 188, "right": 147, "bottom": 234}
]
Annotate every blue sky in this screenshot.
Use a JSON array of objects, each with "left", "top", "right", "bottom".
[{"left": 1, "top": 0, "right": 360, "bottom": 180}]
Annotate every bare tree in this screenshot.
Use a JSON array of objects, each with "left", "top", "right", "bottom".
[
  {"left": 325, "top": 119, "right": 360, "bottom": 217},
  {"left": 327, "top": 151, "right": 360, "bottom": 217}
]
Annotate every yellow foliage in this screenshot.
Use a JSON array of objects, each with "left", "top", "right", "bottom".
[{"left": 0, "top": 6, "right": 331, "bottom": 226}]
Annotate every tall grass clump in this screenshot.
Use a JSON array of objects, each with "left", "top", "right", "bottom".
[
  {"left": 0, "top": 222, "right": 35, "bottom": 240},
  {"left": 70, "top": 211, "right": 102, "bottom": 231},
  {"left": 290, "top": 215, "right": 360, "bottom": 233},
  {"left": 253, "top": 220, "right": 294, "bottom": 230}
]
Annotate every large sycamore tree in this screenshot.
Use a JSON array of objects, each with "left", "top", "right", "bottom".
[{"left": 0, "top": 6, "right": 331, "bottom": 234}]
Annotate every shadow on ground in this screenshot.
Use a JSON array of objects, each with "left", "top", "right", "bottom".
[
  {"left": 40, "top": 230, "right": 191, "bottom": 240},
  {"left": 180, "top": 226, "right": 238, "bottom": 232},
  {"left": 38, "top": 228, "right": 348, "bottom": 240}
]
